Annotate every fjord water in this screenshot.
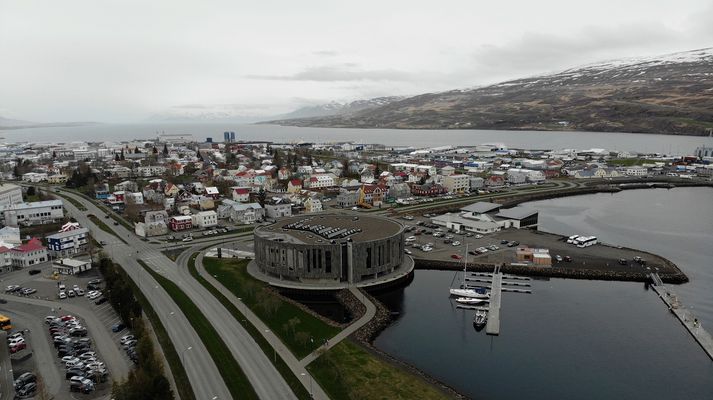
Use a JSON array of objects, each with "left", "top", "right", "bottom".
[
  {"left": 3, "top": 123, "right": 713, "bottom": 154},
  {"left": 374, "top": 187, "right": 713, "bottom": 400}
]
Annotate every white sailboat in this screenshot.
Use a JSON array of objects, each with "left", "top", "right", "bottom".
[{"left": 449, "top": 245, "right": 490, "bottom": 299}]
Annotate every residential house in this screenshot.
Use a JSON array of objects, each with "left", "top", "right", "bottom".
[
  {"left": 265, "top": 201, "right": 292, "bottom": 219},
  {"left": 307, "top": 173, "right": 336, "bottom": 189},
  {"left": 387, "top": 182, "right": 411, "bottom": 200},
  {"left": 22, "top": 172, "right": 48, "bottom": 182},
  {"left": 442, "top": 174, "right": 470, "bottom": 193},
  {"left": 357, "top": 184, "right": 385, "bottom": 207},
  {"left": 47, "top": 174, "right": 68, "bottom": 184},
  {"left": 4, "top": 238, "right": 47, "bottom": 267},
  {"left": 304, "top": 197, "right": 323, "bottom": 213},
  {"left": 46, "top": 227, "right": 89, "bottom": 257},
  {"left": 169, "top": 215, "right": 193, "bottom": 231},
  {"left": 624, "top": 166, "right": 648, "bottom": 176},
  {"left": 135, "top": 210, "right": 169, "bottom": 237},
  {"left": 287, "top": 179, "right": 303, "bottom": 193},
  {"left": 277, "top": 167, "right": 291, "bottom": 181},
  {"left": 217, "top": 200, "right": 264, "bottom": 224},
  {"left": 137, "top": 165, "right": 166, "bottom": 177},
  {"left": 114, "top": 180, "right": 138, "bottom": 192},
  {"left": 469, "top": 177, "right": 485, "bottom": 190},
  {"left": 485, "top": 175, "right": 506, "bottom": 187},
  {"left": 95, "top": 184, "right": 110, "bottom": 200},
  {"left": 336, "top": 190, "right": 359, "bottom": 208},
  {"left": 192, "top": 210, "right": 218, "bottom": 228},
  {"left": 409, "top": 182, "right": 447, "bottom": 197},
  {"left": 204, "top": 186, "right": 220, "bottom": 199},
  {"left": 229, "top": 187, "right": 249, "bottom": 203}
]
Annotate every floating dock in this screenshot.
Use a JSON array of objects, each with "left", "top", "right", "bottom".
[
  {"left": 650, "top": 273, "right": 713, "bottom": 361},
  {"left": 485, "top": 266, "right": 502, "bottom": 335},
  {"left": 466, "top": 277, "right": 531, "bottom": 287}
]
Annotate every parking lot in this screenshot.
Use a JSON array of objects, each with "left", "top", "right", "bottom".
[
  {"left": 402, "top": 214, "right": 675, "bottom": 274},
  {"left": 1, "top": 264, "right": 131, "bottom": 399}
]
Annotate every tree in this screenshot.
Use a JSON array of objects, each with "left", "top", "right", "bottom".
[
  {"left": 120, "top": 149, "right": 125, "bottom": 161},
  {"left": 257, "top": 187, "right": 266, "bottom": 207},
  {"left": 162, "top": 144, "right": 169, "bottom": 157},
  {"left": 115, "top": 152, "right": 120, "bottom": 162},
  {"left": 134, "top": 146, "right": 141, "bottom": 154},
  {"left": 152, "top": 146, "right": 158, "bottom": 154},
  {"left": 26, "top": 186, "right": 36, "bottom": 197},
  {"left": 52, "top": 150, "right": 57, "bottom": 159},
  {"left": 183, "top": 162, "right": 198, "bottom": 175}
]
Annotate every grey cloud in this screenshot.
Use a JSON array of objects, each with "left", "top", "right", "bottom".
[{"left": 247, "top": 64, "right": 414, "bottom": 82}]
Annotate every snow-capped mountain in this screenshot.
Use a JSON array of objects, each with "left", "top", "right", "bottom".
[
  {"left": 269, "top": 96, "right": 404, "bottom": 121},
  {"left": 268, "top": 47, "right": 713, "bottom": 136}
]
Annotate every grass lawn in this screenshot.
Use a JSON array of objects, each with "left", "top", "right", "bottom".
[
  {"left": 87, "top": 214, "right": 129, "bottom": 244},
  {"left": 308, "top": 340, "right": 452, "bottom": 400},
  {"left": 57, "top": 192, "right": 88, "bottom": 210},
  {"left": 138, "top": 260, "right": 259, "bottom": 400},
  {"left": 203, "top": 257, "right": 341, "bottom": 359},
  {"left": 187, "top": 254, "right": 312, "bottom": 400},
  {"left": 607, "top": 158, "right": 647, "bottom": 166}
]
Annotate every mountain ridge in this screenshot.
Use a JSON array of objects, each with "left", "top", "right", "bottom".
[{"left": 265, "top": 47, "right": 713, "bottom": 136}]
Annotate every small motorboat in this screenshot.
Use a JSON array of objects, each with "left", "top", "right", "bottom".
[
  {"left": 474, "top": 309, "right": 487, "bottom": 328},
  {"left": 455, "top": 297, "right": 488, "bottom": 305},
  {"left": 449, "top": 287, "right": 490, "bottom": 299}
]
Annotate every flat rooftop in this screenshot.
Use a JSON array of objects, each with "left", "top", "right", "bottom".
[{"left": 255, "top": 214, "right": 403, "bottom": 245}]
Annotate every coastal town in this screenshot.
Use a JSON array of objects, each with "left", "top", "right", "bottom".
[{"left": 0, "top": 132, "right": 712, "bottom": 400}]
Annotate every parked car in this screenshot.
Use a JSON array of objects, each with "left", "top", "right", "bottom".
[
  {"left": 21, "top": 288, "right": 37, "bottom": 295},
  {"left": 10, "top": 342, "right": 27, "bottom": 353},
  {"left": 16, "top": 382, "right": 36, "bottom": 397},
  {"left": 58, "top": 291, "right": 67, "bottom": 300},
  {"left": 68, "top": 290, "right": 76, "bottom": 297},
  {"left": 555, "top": 255, "right": 563, "bottom": 262},
  {"left": 14, "top": 372, "right": 36, "bottom": 389},
  {"left": 564, "top": 256, "right": 572, "bottom": 262},
  {"left": 120, "top": 335, "right": 135, "bottom": 344},
  {"left": 28, "top": 269, "right": 41, "bottom": 275},
  {"left": 5, "top": 285, "right": 20, "bottom": 292},
  {"left": 451, "top": 254, "right": 462, "bottom": 260},
  {"left": 94, "top": 297, "right": 108, "bottom": 305},
  {"left": 112, "top": 323, "right": 126, "bottom": 332}
]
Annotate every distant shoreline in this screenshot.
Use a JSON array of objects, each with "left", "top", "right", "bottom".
[{"left": 0, "top": 121, "right": 97, "bottom": 130}]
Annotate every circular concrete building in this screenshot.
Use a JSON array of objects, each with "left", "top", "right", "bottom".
[{"left": 250, "top": 214, "right": 413, "bottom": 290}]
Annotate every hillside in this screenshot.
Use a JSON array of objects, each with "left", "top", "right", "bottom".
[{"left": 267, "top": 48, "right": 713, "bottom": 136}]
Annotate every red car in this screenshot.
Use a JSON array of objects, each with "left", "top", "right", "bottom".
[
  {"left": 10, "top": 342, "right": 26, "bottom": 353},
  {"left": 451, "top": 254, "right": 463, "bottom": 260}
]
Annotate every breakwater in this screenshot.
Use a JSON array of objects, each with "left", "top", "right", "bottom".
[{"left": 414, "top": 258, "right": 688, "bottom": 284}]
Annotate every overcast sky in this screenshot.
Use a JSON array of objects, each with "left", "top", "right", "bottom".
[{"left": 1, "top": 0, "right": 712, "bottom": 122}]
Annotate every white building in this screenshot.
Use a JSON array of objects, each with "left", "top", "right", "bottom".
[
  {"left": 2, "top": 200, "right": 64, "bottom": 227},
  {"left": 22, "top": 172, "right": 48, "bottom": 183},
  {"left": 0, "top": 184, "right": 23, "bottom": 208},
  {"left": 624, "top": 166, "right": 648, "bottom": 176},
  {"left": 137, "top": 165, "right": 167, "bottom": 177},
  {"left": 265, "top": 202, "right": 292, "bottom": 219},
  {"left": 307, "top": 174, "right": 336, "bottom": 189},
  {"left": 192, "top": 210, "right": 218, "bottom": 228},
  {"left": 304, "top": 197, "right": 323, "bottom": 213},
  {"left": 442, "top": 174, "right": 470, "bottom": 194},
  {"left": 53, "top": 258, "right": 92, "bottom": 275},
  {"left": 1, "top": 238, "right": 48, "bottom": 268}
]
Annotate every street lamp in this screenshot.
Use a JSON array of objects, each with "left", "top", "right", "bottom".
[{"left": 300, "top": 372, "right": 313, "bottom": 398}]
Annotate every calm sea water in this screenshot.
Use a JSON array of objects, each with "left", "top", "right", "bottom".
[
  {"left": 374, "top": 187, "right": 713, "bottom": 400},
  {"left": 2, "top": 123, "right": 712, "bottom": 154}
]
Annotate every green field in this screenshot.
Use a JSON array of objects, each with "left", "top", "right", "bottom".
[
  {"left": 308, "top": 340, "right": 452, "bottom": 400},
  {"left": 57, "top": 192, "right": 88, "bottom": 210},
  {"left": 187, "top": 254, "right": 311, "bottom": 400},
  {"left": 607, "top": 158, "right": 647, "bottom": 166},
  {"left": 138, "top": 260, "right": 259, "bottom": 400},
  {"left": 203, "top": 257, "right": 341, "bottom": 358}
]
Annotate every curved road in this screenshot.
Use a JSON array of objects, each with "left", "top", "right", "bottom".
[
  {"left": 58, "top": 189, "right": 296, "bottom": 400},
  {"left": 54, "top": 189, "right": 232, "bottom": 400}
]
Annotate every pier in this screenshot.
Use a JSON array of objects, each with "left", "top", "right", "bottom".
[
  {"left": 650, "top": 273, "right": 713, "bottom": 361},
  {"left": 485, "top": 265, "right": 502, "bottom": 335},
  {"left": 466, "top": 277, "right": 531, "bottom": 287}
]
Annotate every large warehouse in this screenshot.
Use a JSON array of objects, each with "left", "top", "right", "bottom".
[{"left": 250, "top": 214, "right": 414, "bottom": 289}]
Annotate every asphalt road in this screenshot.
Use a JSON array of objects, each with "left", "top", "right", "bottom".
[
  {"left": 55, "top": 189, "right": 232, "bottom": 400},
  {"left": 0, "top": 331, "right": 12, "bottom": 400},
  {"left": 59, "top": 189, "right": 297, "bottom": 400}
]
